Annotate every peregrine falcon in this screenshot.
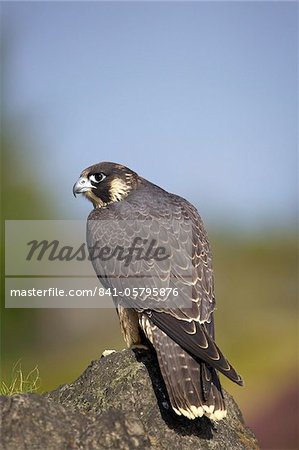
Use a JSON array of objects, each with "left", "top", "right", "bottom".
[{"left": 73, "top": 162, "right": 243, "bottom": 421}]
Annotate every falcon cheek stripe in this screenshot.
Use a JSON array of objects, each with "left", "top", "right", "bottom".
[
  {"left": 74, "top": 161, "right": 243, "bottom": 421},
  {"left": 109, "top": 178, "right": 131, "bottom": 203}
]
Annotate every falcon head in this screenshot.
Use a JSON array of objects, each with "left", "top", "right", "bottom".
[{"left": 73, "top": 162, "right": 139, "bottom": 208}]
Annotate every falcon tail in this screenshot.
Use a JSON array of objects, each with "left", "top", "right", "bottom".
[
  {"left": 150, "top": 311, "right": 243, "bottom": 387},
  {"left": 150, "top": 325, "right": 228, "bottom": 421}
]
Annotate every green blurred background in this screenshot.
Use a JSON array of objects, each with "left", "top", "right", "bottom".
[
  {"left": 1, "top": 3, "right": 298, "bottom": 449},
  {"left": 1, "top": 122, "right": 297, "bottom": 449}
]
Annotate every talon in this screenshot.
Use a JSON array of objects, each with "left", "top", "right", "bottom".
[{"left": 130, "top": 344, "right": 149, "bottom": 351}]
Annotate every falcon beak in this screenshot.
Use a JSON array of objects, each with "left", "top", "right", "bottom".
[{"left": 73, "top": 177, "right": 94, "bottom": 197}]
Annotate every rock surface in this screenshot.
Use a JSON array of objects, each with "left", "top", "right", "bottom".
[{"left": 0, "top": 349, "right": 259, "bottom": 449}]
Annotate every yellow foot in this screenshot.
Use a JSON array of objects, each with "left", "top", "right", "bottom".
[{"left": 101, "top": 349, "right": 116, "bottom": 358}]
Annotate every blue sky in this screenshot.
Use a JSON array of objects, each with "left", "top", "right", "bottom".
[{"left": 2, "top": 2, "right": 298, "bottom": 230}]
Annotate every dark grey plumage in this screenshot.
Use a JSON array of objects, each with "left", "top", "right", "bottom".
[{"left": 73, "top": 161, "right": 243, "bottom": 420}]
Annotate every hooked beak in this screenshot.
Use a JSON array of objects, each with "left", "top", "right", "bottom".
[{"left": 73, "top": 177, "right": 94, "bottom": 197}]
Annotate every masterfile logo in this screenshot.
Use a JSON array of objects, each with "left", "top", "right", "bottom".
[{"left": 5, "top": 220, "right": 193, "bottom": 309}]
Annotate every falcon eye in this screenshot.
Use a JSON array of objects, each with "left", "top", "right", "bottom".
[{"left": 89, "top": 173, "right": 106, "bottom": 183}]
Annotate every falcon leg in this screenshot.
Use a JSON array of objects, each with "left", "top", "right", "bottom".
[{"left": 118, "top": 306, "right": 143, "bottom": 348}]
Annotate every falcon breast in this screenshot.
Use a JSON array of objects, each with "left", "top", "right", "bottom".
[{"left": 73, "top": 161, "right": 243, "bottom": 421}]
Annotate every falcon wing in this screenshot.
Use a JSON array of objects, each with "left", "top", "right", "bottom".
[
  {"left": 87, "top": 187, "right": 215, "bottom": 322},
  {"left": 87, "top": 185, "right": 242, "bottom": 420}
]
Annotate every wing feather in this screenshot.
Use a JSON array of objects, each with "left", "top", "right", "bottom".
[
  {"left": 87, "top": 185, "right": 215, "bottom": 323},
  {"left": 87, "top": 182, "right": 243, "bottom": 398}
]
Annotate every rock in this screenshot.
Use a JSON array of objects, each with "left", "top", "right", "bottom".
[
  {"left": 0, "top": 349, "right": 259, "bottom": 449},
  {"left": 0, "top": 394, "right": 87, "bottom": 450}
]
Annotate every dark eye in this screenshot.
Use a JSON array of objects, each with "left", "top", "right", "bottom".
[{"left": 89, "top": 173, "right": 106, "bottom": 183}]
